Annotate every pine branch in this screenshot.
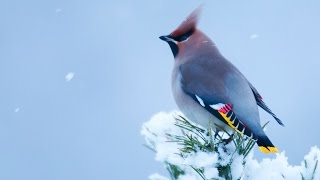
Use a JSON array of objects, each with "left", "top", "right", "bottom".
[{"left": 142, "top": 112, "right": 320, "bottom": 180}]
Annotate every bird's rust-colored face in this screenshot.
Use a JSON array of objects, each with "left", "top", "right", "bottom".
[
  {"left": 159, "top": 29, "right": 195, "bottom": 57},
  {"left": 159, "top": 6, "right": 202, "bottom": 58}
]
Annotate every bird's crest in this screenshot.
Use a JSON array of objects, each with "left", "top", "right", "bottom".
[{"left": 170, "top": 5, "right": 203, "bottom": 38}]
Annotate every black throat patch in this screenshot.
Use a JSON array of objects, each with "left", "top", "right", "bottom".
[{"left": 167, "top": 41, "right": 179, "bottom": 58}]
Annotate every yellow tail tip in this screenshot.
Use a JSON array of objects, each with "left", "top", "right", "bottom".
[{"left": 259, "top": 146, "right": 279, "bottom": 154}]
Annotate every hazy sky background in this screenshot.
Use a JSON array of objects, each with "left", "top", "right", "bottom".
[{"left": 1, "top": 0, "right": 320, "bottom": 179}]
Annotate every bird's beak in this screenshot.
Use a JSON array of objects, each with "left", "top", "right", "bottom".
[
  {"left": 159, "top": 35, "right": 173, "bottom": 42},
  {"left": 159, "top": 35, "right": 179, "bottom": 57}
]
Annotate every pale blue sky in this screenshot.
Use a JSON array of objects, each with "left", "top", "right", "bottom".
[{"left": 1, "top": 0, "right": 320, "bottom": 179}]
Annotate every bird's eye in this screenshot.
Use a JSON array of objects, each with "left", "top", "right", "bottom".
[
  {"left": 177, "top": 35, "right": 189, "bottom": 41},
  {"left": 174, "top": 29, "right": 194, "bottom": 42}
]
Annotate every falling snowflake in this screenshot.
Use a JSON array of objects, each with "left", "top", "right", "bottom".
[
  {"left": 55, "top": 8, "right": 62, "bottom": 13},
  {"left": 65, "top": 72, "right": 75, "bottom": 82},
  {"left": 250, "top": 34, "right": 259, "bottom": 39}
]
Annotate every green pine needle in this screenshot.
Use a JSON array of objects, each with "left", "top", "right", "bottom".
[{"left": 161, "top": 115, "right": 260, "bottom": 179}]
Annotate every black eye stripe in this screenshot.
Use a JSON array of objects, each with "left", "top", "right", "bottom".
[{"left": 173, "top": 29, "right": 194, "bottom": 42}]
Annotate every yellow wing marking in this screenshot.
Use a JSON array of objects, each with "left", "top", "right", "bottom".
[
  {"left": 218, "top": 111, "right": 243, "bottom": 135},
  {"left": 259, "top": 146, "right": 279, "bottom": 154}
]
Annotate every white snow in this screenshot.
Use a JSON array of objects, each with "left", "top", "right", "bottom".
[
  {"left": 217, "top": 142, "right": 235, "bottom": 166},
  {"left": 184, "top": 151, "right": 218, "bottom": 168},
  {"left": 231, "top": 155, "right": 244, "bottom": 179},
  {"left": 203, "top": 167, "right": 219, "bottom": 179},
  {"left": 155, "top": 142, "right": 183, "bottom": 164},
  {"left": 148, "top": 173, "right": 169, "bottom": 180},
  {"left": 141, "top": 112, "right": 220, "bottom": 180},
  {"left": 141, "top": 111, "right": 182, "bottom": 146},
  {"left": 65, "top": 72, "right": 75, "bottom": 82},
  {"left": 142, "top": 111, "right": 320, "bottom": 180},
  {"left": 141, "top": 111, "right": 185, "bottom": 165},
  {"left": 55, "top": 8, "right": 62, "bottom": 13},
  {"left": 300, "top": 146, "right": 320, "bottom": 179},
  {"left": 250, "top": 34, "right": 259, "bottom": 39},
  {"left": 177, "top": 174, "right": 198, "bottom": 180},
  {"left": 244, "top": 152, "right": 303, "bottom": 179}
]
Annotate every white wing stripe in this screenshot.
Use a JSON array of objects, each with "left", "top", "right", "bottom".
[{"left": 195, "top": 95, "right": 205, "bottom": 107}]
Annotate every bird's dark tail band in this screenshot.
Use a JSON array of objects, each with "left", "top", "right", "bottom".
[{"left": 257, "top": 135, "right": 279, "bottom": 153}]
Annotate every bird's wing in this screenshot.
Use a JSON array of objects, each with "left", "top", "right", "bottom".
[
  {"left": 179, "top": 59, "right": 260, "bottom": 139},
  {"left": 248, "top": 82, "right": 284, "bottom": 126},
  {"left": 192, "top": 96, "right": 258, "bottom": 140}
]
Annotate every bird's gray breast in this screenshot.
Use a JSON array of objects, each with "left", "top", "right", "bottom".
[{"left": 171, "top": 64, "right": 229, "bottom": 130}]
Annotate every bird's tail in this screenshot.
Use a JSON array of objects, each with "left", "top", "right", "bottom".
[{"left": 256, "top": 135, "right": 279, "bottom": 153}]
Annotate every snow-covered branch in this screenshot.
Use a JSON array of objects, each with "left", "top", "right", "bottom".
[{"left": 141, "top": 112, "right": 319, "bottom": 180}]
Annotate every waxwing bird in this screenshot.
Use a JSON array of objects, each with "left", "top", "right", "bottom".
[{"left": 159, "top": 7, "right": 284, "bottom": 153}]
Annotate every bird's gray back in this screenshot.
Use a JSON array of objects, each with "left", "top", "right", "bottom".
[{"left": 178, "top": 52, "right": 263, "bottom": 134}]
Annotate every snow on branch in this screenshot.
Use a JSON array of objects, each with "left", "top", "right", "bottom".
[{"left": 141, "top": 111, "right": 320, "bottom": 180}]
